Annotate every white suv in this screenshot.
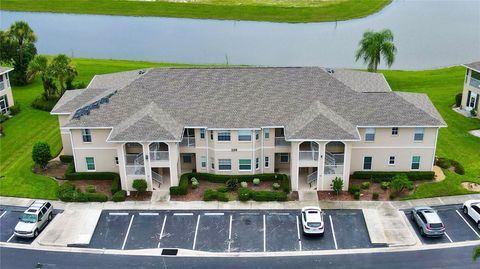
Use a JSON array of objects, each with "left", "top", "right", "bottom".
[
  {"left": 301, "top": 206, "right": 325, "bottom": 236},
  {"left": 463, "top": 200, "right": 480, "bottom": 229},
  {"left": 14, "top": 200, "right": 54, "bottom": 238}
]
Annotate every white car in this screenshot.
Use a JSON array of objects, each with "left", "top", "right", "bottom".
[
  {"left": 14, "top": 200, "right": 53, "bottom": 238},
  {"left": 301, "top": 206, "right": 325, "bottom": 236},
  {"left": 463, "top": 200, "right": 480, "bottom": 229}
]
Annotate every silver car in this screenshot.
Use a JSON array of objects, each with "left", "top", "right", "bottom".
[
  {"left": 301, "top": 206, "right": 325, "bottom": 236},
  {"left": 14, "top": 200, "right": 53, "bottom": 238},
  {"left": 411, "top": 206, "right": 445, "bottom": 237}
]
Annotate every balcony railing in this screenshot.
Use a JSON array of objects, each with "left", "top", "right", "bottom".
[
  {"left": 275, "top": 137, "right": 290, "bottom": 146},
  {"left": 125, "top": 153, "right": 144, "bottom": 165},
  {"left": 149, "top": 151, "right": 169, "bottom": 161},
  {"left": 470, "top": 77, "right": 480, "bottom": 88},
  {"left": 126, "top": 165, "right": 145, "bottom": 175},
  {"left": 324, "top": 165, "right": 344, "bottom": 175},
  {"left": 299, "top": 151, "right": 319, "bottom": 161},
  {"left": 180, "top": 137, "right": 196, "bottom": 147},
  {"left": 0, "top": 81, "right": 4, "bottom": 91}
]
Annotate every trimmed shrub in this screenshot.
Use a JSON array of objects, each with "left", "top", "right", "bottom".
[
  {"left": 435, "top": 157, "right": 451, "bottom": 169},
  {"left": 31, "top": 96, "right": 58, "bottom": 112},
  {"left": 86, "top": 185, "right": 96, "bottom": 193},
  {"left": 63, "top": 171, "right": 121, "bottom": 196},
  {"left": 390, "top": 174, "right": 412, "bottom": 194},
  {"left": 59, "top": 155, "right": 74, "bottom": 163},
  {"left": 191, "top": 177, "right": 199, "bottom": 189},
  {"left": 32, "top": 141, "right": 52, "bottom": 169},
  {"left": 84, "top": 192, "right": 108, "bottom": 202},
  {"left": 251, "top": 191, "right": 288, "bottom": 202},
  {"left": 238, "top": 187, "right": 251, "bottom": 201},
  {"left": 361, "top": 182, "right": 371, "bottom": 189},
  {"left": 272, "top": 183, "right": 280, "bottom": 190},
  {"left": 450, "top": 160, "right": 465, "bottom": 175},
  {"left": 57, "top": 180, "right": 76, "bottom": 201},
  {"left": 216, "top": 192, "right": 228, "bottom": 202},
  {"left": 331, "top": 177, "right": 344, "bottom": 195},
  {"left": 57, "top": 181, "right": 107, "bottom": 202},
  {"left": 9, "top": 104, "right": 20, "bottom": 115},
  {"left": 217, "top": 186, "right": 228, "bottom": 193},
  {"left": 226, "top": 178, "right": 239, "bottom": 191},
  {"left": 203, "top": 189, "right": 228, "bottom": 202},
  {"left": 112, "top": 190, "right": 127, "bottom": 202},
  {"left": 253, "top": 178, "right": 260, "bottom": 185},
  {"left": 372, "top": 192, "right": 379, "bottom": 200},
  {"left": 349, "top": 184, "right": 360, "bottom": 195},
  {"left": 111, "top": 174, "right": 121, "bottom": 195},
  {"left": 381, "top": 181, "right": 390, "bottom": 190},
  {"left": 353, "top": 192, "right": 360, "bottom": 200},
  {"left": 455, "top": 93, "right": 462, "bottom": 107},
  {"left": 352, "top": 171, "right": 435, "bottom": 181},
  {"left": 170, "top": 174, "right": 189, "bottom": 195},
  {"left": 132, "top": 179, "right": 147, "bottom": 193},
  {"left": 65, "top": 162, "right": 76, "bottom": 175},
  {"left": 240, "top": 181, "right": 248, "bottom": 188}
]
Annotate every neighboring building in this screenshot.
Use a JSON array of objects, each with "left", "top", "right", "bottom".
[
  {"left": 461, "top": 61, "right": 480, "bottom": 118},
  {"left": 0, "top": 66, "right": 14, "bottom": 114},
  {"left": 51, "top": 67, "right": 446, "bottom": 194}
]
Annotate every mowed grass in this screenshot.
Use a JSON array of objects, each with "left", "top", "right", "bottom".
[
  {"left": 0, "top": 0, "right": 391, "bottom": 23},
  {"left": 382, "top": 67, "right": 480, "bottom": 199},
  {"left": 0, "top": 58, "right": 199, "bottom": 199}
]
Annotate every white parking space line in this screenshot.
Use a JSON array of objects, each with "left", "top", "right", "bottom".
[
  {"left": 173, "top": 213, "right": 193, "bottom": 216},
  {"left": 269, "top": 212, "right": 290, "bottom": 216},
  {"left": 456, "top": 210, "right": 480, "bottom": 238},
  {"left": 109, "top": 212, "right": 129, "bottom": 216},
  {"left": 0, "top": 211, "right": 7, "bottom": 219},
  {"left": 121, "top": 215, "right": 135, "bottom": 250},
  {"left": 239, "top": 212, "right": 259, "bottom": 215},
  {"left": 329, "top": 215, "right": 338, "bottom": 250},
  {"left": 263, "top": 214, "right": 266, "bottom": 252},
  {"left": 296, "top": 215, "right": 302, "bottom": 251},
  {"left": 192, "top": 215, "right": 201, "bottom": 250},
  {"left": 158, "top": 215, "right": 167, "bottom": 248},
  {"left": 6, "top": 234, "right": 14, "bottom": 243},
  {"left": 139, "top": 213, "right": 159, "bottom": 216},
  {"left": 204, "top": 213, "right": 224, "bottom": 216},
  {"left": 228, "top": 215, "right": 233, "bottom": 252},
  {"left": 444, "top": 232, "right": 453, "bottom": 243}
]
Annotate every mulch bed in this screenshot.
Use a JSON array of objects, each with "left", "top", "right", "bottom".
[
  {"left": 126, "top": 191, "right": 152, "bottom": 201},
  {"left": 57, "top": 179, "right": 114, "bottom": 199},
  {"left": 33, "top": 161, "right": 69, "bottom": 180}
]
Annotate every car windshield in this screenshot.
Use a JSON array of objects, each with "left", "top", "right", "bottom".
[
  {"left": 430, "top": 223, "right": 443, "bottom": 229},
  {"left": 20, "top": 213, "right": 37, "bottom": 223},
  {"left": 307, "top": 222, "right": 322, "bottom": 228}
]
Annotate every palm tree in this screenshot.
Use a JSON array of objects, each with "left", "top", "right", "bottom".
[
  {"left": 27, "top": 55, "right": 48, "bottom": 83},
  {"left": 49, "top": 54, "right": 78, "bottom": 96},
  {"left": 355, "top": 29, "right": 397, "bottom": 72},
  {"left": 7, "top": 21, "right": 37, "bottom": 68}
]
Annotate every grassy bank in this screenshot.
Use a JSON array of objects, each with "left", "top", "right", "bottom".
[
  {"left": 382, "top": 67, "right": 480, "bottom": 199},
  {"left": 0, "top": 0, "right": 391, "bottom": 23},
  {"left": 0, "top": 58, "right": 198, "bottom": 199}
]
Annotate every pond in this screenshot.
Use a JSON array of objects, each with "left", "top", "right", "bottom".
[{"left": 1, "top": 0, "right": 479, "bottom": 69}]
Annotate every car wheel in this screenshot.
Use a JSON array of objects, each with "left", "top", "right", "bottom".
[
  {"left": 48, "top": 213, "right": 53, "bottom": 221},
  {"left": 33, "top": 229, "right": 39, "bottom": 238},
  {"left": 463, "top": 206, "right": 468, "bottom": 215}
]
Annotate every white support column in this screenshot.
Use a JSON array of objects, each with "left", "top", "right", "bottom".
[
  {"left": 290, "top": 141, "right": 300, "bottom": 191},
  {"left": 206, "top": 128, "right": 209, "bottom": 173},
  {"left": 261, "top": 128, "right": 264, "bottom": 174},
  {"left": 168, "top": 142, "right": 180, "bottom": 187},
  {"left": 342, "top": 142, "right": 352, "bottom": 191},
  {"left": 252, "top": 130, "right": 255, "bottom": 175},
  {"left": 143, "top": 142, "right": 153, "bottom": 191},
  {"left": 431, "top": 127, "right": 439, "bottom": 171},
  {"left": 117, "top": 143, "right": 130, "bottom": 195},
  {"left": 317, "top": 142, "right": 325, "bottom": 191}
]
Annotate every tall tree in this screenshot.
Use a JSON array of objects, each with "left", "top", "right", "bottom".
[
  {"left": 27, "top": 55, "right": 57, "bottom": 99},
  {"left": 355, "top": 29, "right": 397, "bottom": 72},
  {"left": 49, "top": 54, "right": 78, "bottom": 96}
]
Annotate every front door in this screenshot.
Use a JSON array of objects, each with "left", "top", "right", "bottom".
[{"left": 467, "top": 91, "right": 478, "bottom": 110}]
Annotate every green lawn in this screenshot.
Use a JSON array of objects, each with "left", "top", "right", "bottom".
[
  {"left": 0, "top": 0, "right": 391, "bottom": 23},
  {"left": 0, "top": 58, "right": 198, "bottom": 199},
  {"left": 382, "top": 67, "right": 480, "bottom": 199}
]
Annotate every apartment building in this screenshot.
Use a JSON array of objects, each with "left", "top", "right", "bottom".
[
  {"left": 51, "top": 67, "right": 446, "bottom": 194},
  {"left": 461, "top": 61, "right": 480, "bottom": 118},
  {"left": 0, "top": 66, "right": 14, "bottom": 114}
]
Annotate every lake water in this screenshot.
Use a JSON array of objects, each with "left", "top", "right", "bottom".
[{"left": 1, "top": 0, "right": 479, "bottom": 69}]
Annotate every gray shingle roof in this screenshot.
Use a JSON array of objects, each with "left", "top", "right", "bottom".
[
  {"left": 57, "top": 67, "right": 445, "bottom": 142},
  {"left": 0, "top": 66, "right": 13, "bottom": 75},
  {"left": 464, "top": 61, "right": 480, "bottom": 72},
  {"left": 329, "top": 69, "right": 391, "bottom": 92}
]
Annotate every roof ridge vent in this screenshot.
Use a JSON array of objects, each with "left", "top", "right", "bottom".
[
  {"left": 326, "top": 68, "right": 335, "bottom": 74},
  {"left": 72, "top": 90, "right": 117, "bottom": 120}
]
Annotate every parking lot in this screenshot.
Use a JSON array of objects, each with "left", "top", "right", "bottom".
[
  {"left": 89, "top": 209, "right": 374, "bottom": 252},
  {"left": 0, "top": 205, "right": 61, "bottom": 244},
  {"left": 404, "top": 204, "right": 480, "bottom": 245}
]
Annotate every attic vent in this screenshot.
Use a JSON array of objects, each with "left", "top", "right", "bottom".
[
  {"left": 138, "top": 70, "right": 146, "bottom": 75},
  {"left": 72, "top": 91, "right": 117, "bottom": 120},
  {"left": 326, "top": 68, "right": 335, "bottom": 74}
]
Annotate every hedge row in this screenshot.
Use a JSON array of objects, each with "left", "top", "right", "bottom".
[
  {"left": 352, "top": 171, "right": 435, "bottom": 181},
  {"left": 203, "top": 189, "right": 228, "bottom": 202},
  {"left": 59, "top": 155, "right": 74, "bottom": 163},
  {"left": 237, "top": 187, "right": 288, "bottom": 202},
  {"left": 170, "top": 173, "right": 189, "bottom": 195},
  {"left": 435, "top": 157, "right": 465, "bottom": 175},
  {"left": 57, "top": 181, "right": 108, "bottom": 202},
  {"left": 64, "top": 163, "right": 121, "bottom": 195}
]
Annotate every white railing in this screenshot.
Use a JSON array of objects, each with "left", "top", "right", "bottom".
[
  {"left": 0, "top": 81, "right": 4, "bottom": 91},
  {"left": 299, "top": 151, "right": 319, "bottom": 161},
  {"left": 149, "top": 151, "right": 169, "bottom": 161},
  {"left": 325, "top": 151, "right": 336, "bottom": 165},
  {"left": 324, "top": 165, "right": 344, "bottom": 175},
  {"left": 470, "top": 77, "right": 480, "bottom": 88},
  {"left": 180, "top": 137, "right": 195, "bottom": 147},
  {"left": 275, "top": 137, "right": 290, "bottom": 146},
  {"left": 152, "top": 170, "right": 163, "bottom": 187},
  {"left": 125, "top": 153, "right": 144, "bottom": 165},
  {"left": 126, "top": 165, "right": 145, "bottom": 175},
  {"left": 307, "top": 170, "right": 318, "bottom": 187}
]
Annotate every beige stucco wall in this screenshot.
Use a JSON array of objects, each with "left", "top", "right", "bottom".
[
  {"left": 57, "top": 115, "right": 73, "bottom": 155},
  {"left": 0, "top": 72, "right": 14, "bottom": 109},
  {"left": 461, "top": 68, "right": 480, "bottom": 118}
]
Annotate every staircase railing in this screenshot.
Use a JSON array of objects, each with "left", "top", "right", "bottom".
[
  {"left": 325, "top": 151, "right": 336, "bottom": 165},
  {"left": 307, "top": 170, "right": 318, "bottom": 188},
  {"left": 151, "top": 170, "right": 163, "bottom": 188}
]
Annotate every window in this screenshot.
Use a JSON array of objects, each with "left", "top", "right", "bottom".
[
  {"left": 200, "top": 128, "right": 205, "bottom": 139},
  {"left": 414, "top": 127, "right": 424, "bottom": 141},
  {"left": 82, "top": 129, "right": 92, "bottom": 143},
  {"left": 210, "top": 130, "right": 213, "bottom": 140},
  {"left": 0, "top": 95, "right": 9, "bottom": 114},
  {"left": 0, "top": 75, "right": 4, "bottom": 91},
  {"left": 363, "top": 156, "right": 372, "bottom": 170},
  {"left": 238, "top": 130, "right": 251, "bottom": 141},
  {"left": 115, "top": 157, "right": 119, "bottom": 165},
  {"left": 365, "top": 128, "right": 375, "bottom": 141},
  {"left": 391, "top": 127, "right": 399, "bottom": 136},
  {"left": 256, "top": 158, "right": 259, "bottom": 169},
  {"left": 239, "top": 159, "right": 252, "bottom": 170},
  {"left": 201, "top": 156, "right": 207, "bottom": 168},
  {"left": 183, "top": 154, "right": 192, "bottom": 163},
  {"left": 411, "top": 156, "right": 421, "bottom": 170},
  {"left": 218, "top": 159, "right": 231, "bottom": 170},
  {"left": 264, "top": 156, "right": 270, "bottom": 168},
  {"left": 388, "top": 156, "right": 395, "bottom": 165},
  {"left": 218, "top": 131, "right": 231, "bottom": 141},
  {"left": 264, "top": 128, "right": 270, "bottom": 139},
  {"left": 86, "top": 157, "right": 95, "bottom": 171},
  {"left": 280, "top": 153, "right": 289, "bottom": 163}
]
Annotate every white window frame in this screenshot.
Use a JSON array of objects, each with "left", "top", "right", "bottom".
[
  {"left": 279, "top": 153, "right": 289, "bottom": 164},
  {"left": 238, "top": 130, "right": 252, "bottom": 142},
  {"left": 200, "top": 128, "right": 205, "bottom": 139},
  {"left": 201, "top": 156, "right": 207, "bottom": 168},
  {"left": 411, "top": 156, "right": 421, "bottom": 170},
  {"left": 414, "top": 127, "right": 424, "bottom": 142},
  {"left": 363, "top": 156, "right": 373, "bottom": 170},
  {"left": 218, "top": 131, "right": 231, "bottom": 142},
  {"left": 391, "top": 127, "right": 399, "bottom": 136},
  {"left": 365, "top": 128, "right": 375, "bottom": 142},
  {"left": 388, "top": 156, "right": 395, "bottom": 166},
  {"left": 218, "top": 159, "right": 232, "bottom": 171},
  {"left": 264, "top": 156, "right": 270, "bottom": 168},
  {"left": 264, "top": 128, "right": 270, "bottom": 139},
  {"left": 81, "top": 129, "right": 92, "bottom": 143},
  {"left": 86, "top": 157, "right": 96, "bottom": 171},
  {"left": 238, "top": 159, "right": 252, "bottom": 171}
]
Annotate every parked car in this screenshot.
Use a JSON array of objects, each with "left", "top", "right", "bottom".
[
  {"left": 14, "top": 200, "right": 53, "bottom": 238},
  {"left": 462, "top": 200, "right": 480, "bottom": 229},
  {"left": 411, "top": 206, "right": 445, "bottom": 237},
  {"left": 301, "top": 206, "right": 325, "bottom": 236}
]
